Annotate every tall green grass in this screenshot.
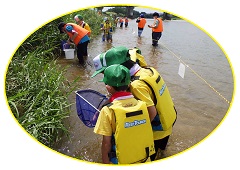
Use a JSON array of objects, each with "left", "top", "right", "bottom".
[
  {"left": 18, "top": 18, "right": 64, "bottom": 60},
  {"left": 5, "top": 9, "right": 106, "bottom": 148},
  {"left": 6, "top": 52, "right": 73, "bottom": 146}
]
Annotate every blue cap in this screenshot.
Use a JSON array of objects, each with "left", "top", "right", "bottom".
[{"left": 66, "top": 25, "right": 73, "bottom": 32}]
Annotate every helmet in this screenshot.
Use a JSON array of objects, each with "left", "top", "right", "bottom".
[
  {"left": 140, "top": 14, "right": 144, "bottom": 18},
  {"left": 66, "top": 25, "right": 73, "bottom": 32}
]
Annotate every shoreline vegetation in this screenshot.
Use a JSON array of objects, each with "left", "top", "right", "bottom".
[
  {"left": 5, "top": 7, "right": 179, "bottom": 151},
  {"left": 6, "top": 9, "right": 105, "bottom": 148}
]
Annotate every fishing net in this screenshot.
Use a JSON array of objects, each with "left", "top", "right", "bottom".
[{"left": 75, "top": 89, "right": 108, "bottom": 128}]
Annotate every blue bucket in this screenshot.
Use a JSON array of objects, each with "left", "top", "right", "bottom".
[{"left": 60, "top": 40, "right": 70, "bottom": 50}]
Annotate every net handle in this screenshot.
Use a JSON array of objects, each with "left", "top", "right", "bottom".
[{"left": 75, "top": 91, "right": 100, "bottom": 113}]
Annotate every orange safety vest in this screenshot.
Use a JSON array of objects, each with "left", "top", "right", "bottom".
[
  {"left": 138, "top": 18, "right": 146, "bottom": 29},
  {"left": 64, "top": 23, "right": 89, "bottom": 45},
  {"left": 152, "top": 18, "right": 163, "bottom": 32},
  {"left": 125, "top": 18, "right": 129, "bottom": 23}
]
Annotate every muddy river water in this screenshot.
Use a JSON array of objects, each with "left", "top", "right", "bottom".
[{"left": 54, "top": 19, "right": 234, "bottom": 163}]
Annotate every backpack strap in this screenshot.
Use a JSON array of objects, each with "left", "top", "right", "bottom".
[
  {"left": 131, "top": 69, "right": 164, "bottom": 131},
  {"left": 105, "top": 102, "right": 118, "bottom": 164}
]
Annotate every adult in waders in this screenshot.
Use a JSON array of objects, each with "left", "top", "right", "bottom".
[
  {"left": 94, "top": 64, "right": 155, "bottom": 164},
  {"left": 148, "top": 12, "right": 163, "bottom": 46},
  {"left": 124, "top": 16, "right": 129, "bottom": 28},
  {"left": 136, "top": 14, "right": 147, "bottom": 37},
  {"left": 58, "top": 22, "right": 90, "bottom": 65},
  {"left": 74, "top": 14, "right": 91, "bottom": 59},
  {"left": 119, "top": 17, "right": 124, "bottom": 28},
  {"left": 91, "top": 46, "right": 177, "bottom": 161}
]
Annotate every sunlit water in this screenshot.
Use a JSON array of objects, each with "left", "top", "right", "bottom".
[{"left": 54, "top": 19, "right": 234, "bottom": 163}]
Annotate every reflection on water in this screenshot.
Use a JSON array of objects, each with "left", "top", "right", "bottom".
[{"left": 54, "top": 19, "right": 233, "bottom": 163}]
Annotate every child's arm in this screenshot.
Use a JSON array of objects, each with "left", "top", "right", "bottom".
[{"left": 102, "top": 135, "right": 112, "bottom": 164}]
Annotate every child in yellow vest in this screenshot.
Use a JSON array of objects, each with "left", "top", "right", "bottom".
[
  {"left": 94, "top": 64, "right": 155, "bottom": 164},
  {"left": 101, "top": 17, "right": 113, "bottom": 43},
  {"left": 92, "top": 46, "right": 177, "bottom": 161}
]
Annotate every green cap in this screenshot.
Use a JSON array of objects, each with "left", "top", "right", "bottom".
[
  {"left": 74, "top": 14, "right": 83, "bottom": 22},
  {"left": 91, "top": 46, "right": 130, "bottom": 78},
  {"left": 101, "top": 64, "right": 130, "bottom": 87}
]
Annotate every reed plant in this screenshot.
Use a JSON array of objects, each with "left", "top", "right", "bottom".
[
  {"left": 18, "top": 18, "right": 64, "bottom": 60},
  {"left": 6, "top": 52, "right": 73, "bottom": 147},
  {"left": 6, "top": 9, "right": 104, "bottom": 148}
]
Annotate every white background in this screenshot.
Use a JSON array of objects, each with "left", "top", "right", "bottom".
[{"left": 0, "top": 0, "right": 239, "bottom": 170}]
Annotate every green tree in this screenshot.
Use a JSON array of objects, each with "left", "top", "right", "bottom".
[{"left": 106, "top": 7, "right": 126, "bottom": 16}]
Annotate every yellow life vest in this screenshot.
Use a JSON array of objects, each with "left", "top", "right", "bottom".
[
  {"left": 129, "top": 48, "right": 148, "bottom": 67},
  {"left": 103, "top": 22, "right": 112, "bottom": 33},
  {"left": 132, "top": 67, "right": 177, "bottom": 130},
  {"left": 81, "top": 22, "right": 91, "bottom": 36},
  {"left": 109, "top": 100, "right": 155, "bottom": 164}
]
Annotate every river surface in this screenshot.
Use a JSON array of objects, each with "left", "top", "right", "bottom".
[{"left": 54, "top": 19, "right": 234, "bottom": 163}]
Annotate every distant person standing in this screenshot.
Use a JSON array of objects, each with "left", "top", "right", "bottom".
[
  {"left": 115, "top": 17, "right": 119, "bottom": 27},
  {"left": 124, "top": 16, "right": 129, "bottom": 27},
  {"left": 136, "top": 14, "right": 147, "bottom": 37},
  {"left": 119, "top": 17, "right": 123, "bottom": 28},
  {"left": 148, "top": 12, "right": 163, "bottom": 46},
  {"left": 101, "top": 17, "right": 113, "bottom": 43}
]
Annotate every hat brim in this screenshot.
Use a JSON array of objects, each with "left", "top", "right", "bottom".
[{"left": 91, "top": 67, "right": 106, "bottom": 78}]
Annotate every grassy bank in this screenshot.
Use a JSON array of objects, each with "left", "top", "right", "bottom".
[
  {"left": 6, "top": 54, "right": 71, "bottom": 146},
  {"left": 5, "top": 9, "right": 107, "bottom": 148}
]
